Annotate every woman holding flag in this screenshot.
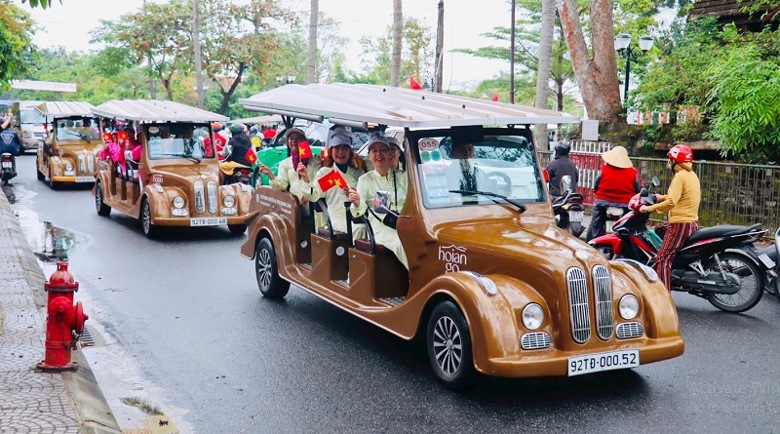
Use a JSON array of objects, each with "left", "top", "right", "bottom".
[
  {"left": 258, "top": 127, "right": 321, "bottom": 204},
  {"left": 307, "top": 130, "right": 365, "bottom": 233}
]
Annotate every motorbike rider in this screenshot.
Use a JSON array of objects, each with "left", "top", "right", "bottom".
[
  {"left": 587, "top": 146, "right": 642, "bottom": 241},
  {"left": 639, "top": 144, "right": 701, "bottom": 292},
  {"left": 546, "top": 142, "right": 578, "bottom": 199},
  {"left": 0, "top": 114, "right": 22, "bottom": 177},
  {"left": 218, "top": 123, "right": 254, "bottom": 184},
  {"left": 0, "top": 108, "right": 12, "bottom": 131}
]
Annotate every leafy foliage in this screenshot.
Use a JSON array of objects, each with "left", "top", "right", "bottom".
[
  {"left": 357, "top": 17, "right": 434, "bottom": 87},
  {"left": 0, "top": 1, "right": 37, "bottom": 90}
]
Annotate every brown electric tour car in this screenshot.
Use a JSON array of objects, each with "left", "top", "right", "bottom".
[
  {"left": 239, "top": 84, "right": 684, "bottom": 389},
  {"left": 35, "top": 101, "right": 102, "bottom": 189},
  {"left": 91, "top": 100, "right": 253, "bottom": 238}
]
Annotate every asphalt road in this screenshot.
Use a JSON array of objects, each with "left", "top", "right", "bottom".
[{"left": 7, "top": 153, "right": 780, "bottom": 433}]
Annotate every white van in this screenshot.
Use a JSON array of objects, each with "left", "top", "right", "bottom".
[{"left": 12, "top": 100, "right": 49, "bottom": 153}]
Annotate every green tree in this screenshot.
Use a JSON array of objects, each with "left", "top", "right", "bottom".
[
  {"left": 0, "top": 1, "right": 37, "bottom": 90},
  {"left": 359, "top": 17, "right": 433, "bottom": 87}
]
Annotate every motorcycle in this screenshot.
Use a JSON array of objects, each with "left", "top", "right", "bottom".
[
  {"left": 1, "top": 153, "right": 16, "bottom": 185},
  {"left": 589, "top": 177, "right": 765, "bottom": 312},
  {"left": 552, "top": 175, "right": 584, "bottom": 237}
]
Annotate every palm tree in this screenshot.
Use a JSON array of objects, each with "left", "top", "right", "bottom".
[{"left": 307, "top": 0, "right": 318, "bottom": 84}]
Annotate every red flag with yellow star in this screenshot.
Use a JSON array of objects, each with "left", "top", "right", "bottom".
[
  {"left": 317, "top": 169, "right": 347, "bottom": 193},
  {"left": 298, "top": 140, "right": 313, "bottom": 160},
  {"left": 244, "top": 148, "right": 257, "bottom": 164}
]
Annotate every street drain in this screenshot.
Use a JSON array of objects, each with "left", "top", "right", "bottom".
[{"left": 80, "top": 326, "right": 95, "bottom": 347}]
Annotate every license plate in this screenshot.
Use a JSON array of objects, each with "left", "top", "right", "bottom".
[
  {"left": 569, "top": 210, "right": 583, "bottom": 222},
  {"left": 75, "top": 176, "right": 94, "bottom": 183},
  {"left": 1, "top": 161, "right": 11, "bottom": 168},
  {"left": 568, "top": 349, "right": 639, "bottom": 376},
  {"left": 190, "top": 217, "right": 227, "bottom": 227},
  {"left": 758, "top": 253, "right": 776, "bottom": 269}
]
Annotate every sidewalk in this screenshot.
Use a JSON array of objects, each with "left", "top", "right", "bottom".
[{"left": 0, "top": 189, "right": 121, "bottom": 433}]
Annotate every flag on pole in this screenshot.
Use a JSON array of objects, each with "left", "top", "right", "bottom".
[
  {"left": 317, "top": 169, "right": 348, "bottom": 192},
  {"left": 409, "top": 75, "right": 423, "bottom": 90},
  {"left": 244, "top": 148, "right": 257, "bottom": 164},
  {"left": 492, "top": 91, "right": 500, "bottom": 102}
]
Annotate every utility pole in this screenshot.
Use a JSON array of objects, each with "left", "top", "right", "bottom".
[
  {"left": 510, "top": 0, "right": 516, "bottom": 104},
  {"left": 434, "top": 1, "right": 444, "bottom": 93},
  {"left": 193, "top": 0, "right": 204, "bottom": 108},
  {"left": 143, "top": 0, "right": 155, "bottom": 99}
]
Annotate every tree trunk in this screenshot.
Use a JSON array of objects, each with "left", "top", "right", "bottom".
[
  {"left": 556, "top": 0, "right": 622, "bottom": 122},
  {"left": 534, "top": 0, "right": 555, "bottom": 149},
  {"left": 391, "top": 0, "right": 402, "bottom": 87},
  {"left": 307, "top": 0, "right": 318, "bottom": 84}
]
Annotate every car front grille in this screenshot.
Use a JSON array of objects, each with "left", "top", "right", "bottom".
[
  {"left": 521, "top": 332, "right": 552, "bottom": 350},
  {"left": 194, "top": 181, "right": 205, "bottom": 214},
  {"left": 616, "top": 322, "right": 644, "bottom": 339},
  {"left": 567, "top": 267, "right": 591, "bottom": 343},
  {"left": 593, "top": 265, "right": 614, "bottom": 340}
]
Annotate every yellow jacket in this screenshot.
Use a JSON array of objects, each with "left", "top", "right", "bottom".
[{"left": 647, "top": 162, "right": 700, "bottom": 223}]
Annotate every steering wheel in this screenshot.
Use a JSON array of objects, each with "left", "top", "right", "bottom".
[{"left": 483, "top": 171, "right": 512, "bottom": 196}]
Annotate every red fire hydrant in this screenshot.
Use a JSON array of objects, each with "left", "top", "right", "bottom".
[{"left": 37, "top": 261, "right": 89, "bottom": 371}]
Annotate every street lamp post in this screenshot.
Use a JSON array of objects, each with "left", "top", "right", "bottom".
[
  {"left": 276, "top": 73, "right": 297, "bottom": 87},
  {"left": 614, "top": 33, "right": 653, "bottom": 104}
]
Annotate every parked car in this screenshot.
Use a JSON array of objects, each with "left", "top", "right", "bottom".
[
  {"left": 238, "top": 83, "right": 684, "bottom": 389},
  {"left": 34, "top": 101, "right": 102, "bottom": 189},
  {"left": 91, "top": 99, "right": 253, "bottom": 238},
  {"left": 12, "top": 100, "right": 49, "bottom": 153}
]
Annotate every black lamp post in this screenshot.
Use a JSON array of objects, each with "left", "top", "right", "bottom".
[
  {"left": 614, "top": 33, "right": 653, "bottom": 104},
  {"left": 276, "top": 73, "right": 297, "bottom": 86}
]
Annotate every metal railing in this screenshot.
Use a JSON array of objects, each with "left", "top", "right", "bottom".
[{"left": 539, "top": 148, "right": 780, "bottom": 232}]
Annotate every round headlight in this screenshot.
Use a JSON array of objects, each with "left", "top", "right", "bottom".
[
  {"left": 172, "top": 196, "right": 185, "bottom": 209},
  {"left": 619, "top": 294, "right": 640, "bottom": 320},
  {"left": 223, "top": 195, "right": 235, "bottom": 208},
  {"left": 522, "top": 303, "right": 544, "bottom": 330},
  {"left": 65, "top": 163, "right": 73, "bottom": 171}
]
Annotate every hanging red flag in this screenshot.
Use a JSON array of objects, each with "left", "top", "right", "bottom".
[
  {"left": 317, "top": 169, "right": 347, "bottom": 193},
  {"left": 298, "top": 140, "right": 313, "bottom": 160},
  {"left": 244, "top": 148, "right": 257, "bottom": 164},
  {"left": 409, "top": 75, "right": 423, "bottom": 90},
  {"left": 492, "top": 91, "right": 500, "bottom": 102}
]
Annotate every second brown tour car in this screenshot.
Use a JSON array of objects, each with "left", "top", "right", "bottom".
[
  {"left": 91, "top": 100, "right": 253, "bottom": 238},
  {"left": 239, "top": 84, "right": 684, "bottom": 389}
]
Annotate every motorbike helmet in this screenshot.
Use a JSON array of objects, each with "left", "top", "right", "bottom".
[
  {"left": 667, "top": 144, "right": 693, "bottom": 164},
  {"left": 211, "top": 122, "right": 222, "bottom": 132},
  {"left": 230, "top": 123, "right": 244, "bottom": 135},
  {"left": 554, "top": 142, "right": 570, "bottom": 157}
]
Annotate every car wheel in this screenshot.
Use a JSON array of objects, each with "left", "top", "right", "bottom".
[
  {"left": 255, "top": 236, "right": 289, "bottom": 299},
  {"left": 141, "top": 198, "right": 159, "bottom": 239},
  {"left": 426, "top": 300, "right": 475, "bottom": 390},
  {"left": 36, "top": 157, "right": 45, "bottom": 180},
  {"left": 48, "top": 168, "right": 59, "bottom": 190},
  {"left": 95, "top": 181, "right": 111, "bottom": 216},
  {"left": 228, "top": 224, "right": 247, "bottom": 236}
]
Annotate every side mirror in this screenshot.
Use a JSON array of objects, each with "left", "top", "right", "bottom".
[
  {"left": 561, "top": 175, "right": 572, "bottom": 192},
  {"left": 651, "top": 176, "right": 661, "bottom": 187},
  {"left": 373, "top": 190, "right": 392, "bottom": 213}
]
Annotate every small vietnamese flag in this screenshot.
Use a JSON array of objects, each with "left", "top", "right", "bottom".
[
  {"left": 492, "top": 91, "right": 500, "bottom": 102},
  {"left": 409, "top": 75, "right": 423, "bottom": 90},
  {"left": 298, "top": 140, "right": 313, "bottom": 160},
  {"left": 317, "top": 169, "right": 347, "bottom": 193},
  {"left": 245, "top": 148, "right": 257, "bottom": 164}
]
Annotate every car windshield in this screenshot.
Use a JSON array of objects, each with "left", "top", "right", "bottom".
[
  {"left": 55, "top": 117, "right": 101, "bottom": 141},
  {"left": 20, "top": 109, "right": 47, "bottom": 124},
  {"left": 416, "top": 131, "right": 545, "bottom": 208},
  {"left": 146, "top": 123, "right": 215, "bottom": 160}
]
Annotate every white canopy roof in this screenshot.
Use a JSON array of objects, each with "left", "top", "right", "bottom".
[
  {"left": 35, "top": 101, "right": 95, "bottom": 118},
  {"left": 240, "top": 83, "right": 579, "bottom": 128},
  {"left": 92, "top": 100, "right": 229, "bottom": 123}
]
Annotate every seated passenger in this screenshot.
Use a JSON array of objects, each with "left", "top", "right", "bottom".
[
  {"left": 307, "top": 131, "right": 365, "bottom": 234},
  {"left": 386, "top": 136, "right": 405, "bottom": 172},
  {"left": 347, "top": 136, "right": 409, "bottom": 270},
  {"left": 258, "top": 128, "right": 322, "bottom": 204},
  {"left": 219, "top": 123, "right": 254, "bottom": 184},
  {"left": 446, "top": 140, "right": 478, "bottom": 192}
]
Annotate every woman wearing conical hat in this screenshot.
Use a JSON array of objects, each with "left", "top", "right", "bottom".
[{"left": 586, "top": 146, "right": 642, "bottom": 241}]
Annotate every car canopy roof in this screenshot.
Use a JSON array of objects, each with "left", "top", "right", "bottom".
[
  {"left": 35, "top": 101, "right": 95, "bottom": 118},
  {"left": 91, "top": 100, "right": 229, "bottom": 123},
  {"left": 240, "top": 83, "right": 579, "bottom": 129}
]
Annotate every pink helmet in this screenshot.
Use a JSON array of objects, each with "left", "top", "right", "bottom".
[{"left": 667, "top": 144, "right": 693, "bottom": 164}]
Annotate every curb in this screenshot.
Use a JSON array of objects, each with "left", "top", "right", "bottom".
[{"left": 0, "top": 189, "right": 122, "bottom": 433}]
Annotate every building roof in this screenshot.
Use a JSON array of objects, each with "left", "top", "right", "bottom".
[
  {"left": 689, "top": 0, "right": 779, "bottom": 29},
  {"left": 91, "top": 100, "right": 229, "bottom": 123},
  {"left": 34, "top": 101, "right": 95, "bottom": 118},
  {"left": 240, "top": 83, "right": 579, "bottom": 129}
]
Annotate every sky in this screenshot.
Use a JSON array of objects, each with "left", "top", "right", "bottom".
[{"left": 16, "top": 0, "right": 513, "bottom": 91}]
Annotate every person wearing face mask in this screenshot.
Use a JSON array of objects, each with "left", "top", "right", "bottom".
[
  {"left": 348, "top": 136, "right": 409, "bottom": 269},
  {"left": 639, "top": 144, "right": 701, "bottom": 292},
  {"left": 258, "top": 127, "right": 322, "bottom": 204},
  {"left": 308, "top": 131, "right": 366, "bottom": 233}
]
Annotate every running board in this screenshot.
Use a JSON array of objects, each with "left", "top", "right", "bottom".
[{"left": 378, "top": 296, "right": 406, "bottom": 307}]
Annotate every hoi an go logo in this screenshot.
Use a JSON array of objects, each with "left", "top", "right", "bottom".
[{"left": 439, "top": 245, "right": 468, "bottom": 272}]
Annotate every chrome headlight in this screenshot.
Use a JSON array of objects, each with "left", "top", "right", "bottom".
[
  {"left": 522, "top": 303, "right": 544, "bottom": 330},
  {"left": 223, "top": 195, "right": 235, "bottom": 208},
  {"left": 172, "top": 196, "right": 185, "bottom": 209},
  {"left": 619, "top": 294, "right": 640, "bottom": 320},
  {"left": 65, "top": 162, "right": 73, "bottom": 171}
]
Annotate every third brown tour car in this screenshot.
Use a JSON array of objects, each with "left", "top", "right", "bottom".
[{"left": 239, "top": 84, "right": 684, "bottom": 389}]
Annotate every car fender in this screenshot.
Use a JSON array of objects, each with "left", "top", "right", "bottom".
[
  {"left": 140, "top": 185, "right": 185, "bottom": 221},
  {"left": 219, "top": 183, "right": 253, "bottom": 214},
  {"left": 48, "top": 156, "right": 75, "bottom": 177}
]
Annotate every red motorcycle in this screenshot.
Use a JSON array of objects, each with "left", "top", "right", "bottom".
[{"left": 589, "top": 178, "right": 765, "bottom": 312}]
